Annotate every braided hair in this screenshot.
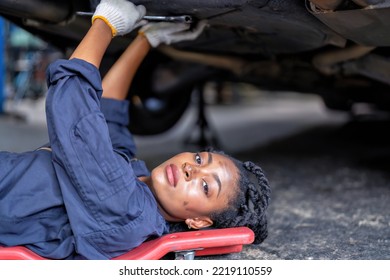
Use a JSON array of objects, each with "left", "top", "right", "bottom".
[
  {"left": 209, "top": 151, "right": 271, "bottom": 244},
  {"left": 169, "top": 149, "right": 271, "bottom": 244}
]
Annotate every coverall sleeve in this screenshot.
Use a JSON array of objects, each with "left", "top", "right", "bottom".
[
  {"left": 44, "top": 59, "right": 161, "bottom": 259},
  {"left": 100, "top": 98, "right": 137, "bottom": 159}
]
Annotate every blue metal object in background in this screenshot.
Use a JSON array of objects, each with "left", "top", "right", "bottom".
[{"left": 0, "top": 17, "right": 4, "bottom": 114}]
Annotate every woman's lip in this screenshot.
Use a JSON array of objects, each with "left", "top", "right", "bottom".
[
  {"left": 171, "top": 164, "right": 179, "bottom": 186},
  {"left": 165, "top": 164, "right": 179, "bottom": 187}
]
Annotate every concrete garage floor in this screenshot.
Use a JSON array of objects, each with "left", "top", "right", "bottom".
[{"left": 1, "top": 89, "right": 389, "bottom": 260}]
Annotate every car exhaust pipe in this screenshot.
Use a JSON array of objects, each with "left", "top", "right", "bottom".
[
  {"left": 0, "top": 0, "right": 71, "bottom": 23},
  {"left": 158, "top": 46, "right": 280, "bottom": 78},
  {"left": 312, "top": 44, "right": 375, "bottom": 75}
]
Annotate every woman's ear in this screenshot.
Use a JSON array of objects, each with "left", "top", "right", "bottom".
[{"left": 185, "top": 217, "right": 213, "bottom": 229}]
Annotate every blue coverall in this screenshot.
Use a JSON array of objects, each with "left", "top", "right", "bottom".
[{"left": 0, "top": 58, "right": 169, "bottom": 260}]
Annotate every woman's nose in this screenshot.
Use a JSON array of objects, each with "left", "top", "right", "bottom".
[{"left": 183, "top": 163, "right": 196, "bottom": 180}]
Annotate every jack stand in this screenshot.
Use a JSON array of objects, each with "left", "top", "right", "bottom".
[{"left": 184, "top": 84, "right": 220, "bottom": 150}]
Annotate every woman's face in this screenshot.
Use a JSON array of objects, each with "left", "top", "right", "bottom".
[{"left": 149, "top": 152, "right": 239, "bottom": 228}]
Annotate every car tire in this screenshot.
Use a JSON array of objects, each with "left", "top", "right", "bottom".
[{"left": 126, "top": 51, "right": 193, "bottom": 135}]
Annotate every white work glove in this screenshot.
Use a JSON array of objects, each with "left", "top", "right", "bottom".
[
  {"left": 139, "top": 20, "right": 208, "bottom": 48},
  {"left": 92, "top": 0, "right": 146, "bottom": 37}
]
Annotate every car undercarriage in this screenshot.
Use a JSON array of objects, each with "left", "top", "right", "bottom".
[{"left": 0, "top": 0, "right": 389, "bottom": 135}]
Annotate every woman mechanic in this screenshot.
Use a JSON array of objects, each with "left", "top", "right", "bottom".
[{"left": 0, "top": 0, "right": 271, "bottom": 259}]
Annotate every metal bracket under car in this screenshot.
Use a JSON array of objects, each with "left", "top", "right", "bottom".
[
  {"left": 307, "top": 1, "right": 390, "bottom": 87},
  {"left": 307, "top": 0, "right": 390, "bottom": 46}
]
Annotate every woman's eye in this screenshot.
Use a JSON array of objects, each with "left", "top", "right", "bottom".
[
  {"left": 195, "top": 153, "right": 202, "bottom": 165},
  {"left": 202, "top": 180, "right": 209, "bottom": 196}
]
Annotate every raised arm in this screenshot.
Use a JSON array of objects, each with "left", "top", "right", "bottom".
[
  {"left": 69, "top": 19, "right": 112, "bottom": 68},
  {"left": 102, "top": 35, "right": 151, "bottom": 100},
  {"left": 70, "top": 0, "right": 145, "bottom": 68}
]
